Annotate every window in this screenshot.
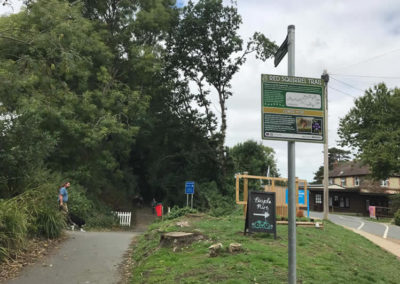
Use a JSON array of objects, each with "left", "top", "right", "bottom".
[
  {"left": 341, "top": 178, "right": 346, "bottom": 187},
  {"left": 315, "top": 194, "right": 322, "bottom": 204},
  {"left": 329, "top": 178, "right": 333, "bottom": 185},
  {"left": 354, "top": 177, "right": 360, "bottom": 186},
  {"left": 333, "top": 195, "right": 339, "bottom": 207},
  {"left": 339, "top": 197, "right": 344, "bottom": 208},
  {"left": 345, "top": 197, "right": 350, "bottom": 208},
  {"left": 380, "top": 179, "right": 389, "bottom": 187},
  {"left": 329, "top": 196, "right": 332, "bottom": 206}
]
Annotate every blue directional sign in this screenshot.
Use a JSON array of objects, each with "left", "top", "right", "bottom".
[
  {"left": 185, "top": 181, "right": 195, "bottom": 194},
  {"left": 285, "top": 189, "right": 305, "bottom": 205},
  {"left": 298, "top": 190, "right": 305, "bottom": 205}
]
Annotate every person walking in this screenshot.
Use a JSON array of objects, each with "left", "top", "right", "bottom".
[
  {"left": 151, "top": 198, "right": 156, "bottom": 215},
  {"left": 59, "top": 181, "right": 71, "bottom": 217}
]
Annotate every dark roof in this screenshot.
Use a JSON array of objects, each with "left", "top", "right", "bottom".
[
  {"left": 329, "top": 161, "right": 370, "bottom": 177},
  {"left": 308, "top": 184, "right": 360, "bottom": 193}
]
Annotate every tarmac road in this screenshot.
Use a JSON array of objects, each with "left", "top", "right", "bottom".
[
  {"left": 6, "top": 231, "right": 140, "bottom": 284},
  {"left": 310, "top": 211, "right": 400, "bottom": 241}
]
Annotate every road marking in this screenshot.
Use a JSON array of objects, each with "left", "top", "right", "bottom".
[
  {"left": 357, "top": 222, "right": 365, "bottom": 230},
  {"left": 383, "top": 224, "right": 389, "bottom": 239}
]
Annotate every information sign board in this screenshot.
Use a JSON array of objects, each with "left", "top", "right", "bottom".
[
  {"left": 245, "top": 191, "right": 276, "bottom": 238},
  {"left": 285, "top": 189, "right": 306, "bottom": 205},
  {"left": 185, "top": 181, "right": 195, "bottom": 195},
  {"left": 261, "top": 74, "right": 325, "bottom": 143}
]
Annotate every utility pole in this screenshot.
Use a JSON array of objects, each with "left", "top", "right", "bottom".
[
  {"left": 287, "top": 24, "right": 296, "bottom": 284},
  {"left": 321, "top": 70, "right": 329, "bottom": 220}
]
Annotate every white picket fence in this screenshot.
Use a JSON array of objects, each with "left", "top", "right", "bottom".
[{"left": 114, "top": 211, "right": 132, "bottom": 227}]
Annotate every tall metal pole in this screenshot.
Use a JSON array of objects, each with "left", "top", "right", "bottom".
[
  {"left": 322, "top": 71, "right": 330, "bottom": 220},
  {"left": 287, "top": 24, "right": 296, "bottom": 284}
]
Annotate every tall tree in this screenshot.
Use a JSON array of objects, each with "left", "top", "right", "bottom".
[
  {"left": 229, "top": 140, "right": 279, "bottom": 177},
  {"left": 311, "top": 147, "right": 351, "bottom": 184},
  {"left": 166, "top": 0, "right": 277, "bottom": 175},
  {"left": 0, "top": 0, "right": 148, "bottom": 200},
  {"left": 338, "top": 83, "right": 400, "bottom": 179},
  {"left": 328, "top": 147, "right": 351, "bottom": 167}
]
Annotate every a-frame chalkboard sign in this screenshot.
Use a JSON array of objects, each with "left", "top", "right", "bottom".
[{"left": 244, "top": 191, "right": 277, "bottom": 239}]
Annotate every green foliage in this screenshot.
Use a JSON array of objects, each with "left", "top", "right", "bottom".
[
  {"left": 0, "top": 201, "right": 28, "bottom": 257},
  {"left": 68, "top": 186, "right": 94, "bottom": 220},
  {"left": 164, "top": 206, "right": 198, "bottom": 220},
  {"left": 390, "top": 194, "right": 400, "bottom": 214},
  {"left": 394, "top": 209, "right": 400, "bottom": 226},
  {"left": 311, "top": 166, "right": 324, "bottom": 184},
  {"left": 339, "top": 83, "right": 400, "bottom": 179},
  {"left": 0, "top": 0, "right": 279, "bottom": 228},
  {"left": 86, "top": 212, "right": 119, "bottom": 229},
  {"left": 166, "top": 0, "right": 277, "bottom": 174},
  {"left": 194, "top": 181, "right": 235, "bottom": 217},
  {"left": 328, "top": 147, "right": 351, "bottom": 168},
  {"left": 35, "top": 207, "right": 65, "bottom": 239},
  {"left": 229, "top": 140, "right": 279, "bottom": 177},
  {"left": 0, "top": 0, "right": 148, "bottom": 200}
]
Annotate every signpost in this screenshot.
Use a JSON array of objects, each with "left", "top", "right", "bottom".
[
  {"left": 244, "top": 191, "right": 276, "bottom": 238},
  {"left": 261, "top": 74, "right": 325, "bottom": 143},
  {"left": 274, "top": 35, "right": 288, "bottom": 67},
  {"left": 185, "top": 181, "right": 195, "bottom": 208}
]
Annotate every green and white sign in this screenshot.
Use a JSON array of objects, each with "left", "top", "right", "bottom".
[{"left": 261, "top": 74, "right": 325, "bottom": 143}]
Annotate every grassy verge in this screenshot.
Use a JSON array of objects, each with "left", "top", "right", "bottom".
[
  {"left": 364, "top": 217, "right": 394, "bottom": 224},
  {"left": 131, "top": 209, "right": 400, "bottom": 283}
]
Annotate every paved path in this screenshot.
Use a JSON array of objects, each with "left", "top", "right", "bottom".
[
  {"left": 6, "top": 231, "right": 139, "bottom": 284},
  {"left": 310, "top": 211, "right": 400, "bottom": 241},
  {"left": 6, "top": 208, "right": 155, "bottom": 284}
]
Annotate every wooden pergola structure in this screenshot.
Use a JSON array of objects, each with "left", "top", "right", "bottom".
[{"left": 235, "top": 173, "right": 308, "bottom": 217}]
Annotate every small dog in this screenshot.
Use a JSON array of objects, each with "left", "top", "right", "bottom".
[{"left": 69, "top": 213, "right": 86, "bottom": 231}]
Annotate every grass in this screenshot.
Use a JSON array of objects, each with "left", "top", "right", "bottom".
[
  {"left": 130, "top": 209, "right": 400, "bottom": 284},
  {"left": 364, "top": 217, "right": 394, "bottom": 224}
]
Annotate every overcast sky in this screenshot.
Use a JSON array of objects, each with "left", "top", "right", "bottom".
[{"left": 3, "top": 1, "right": 400, "bottom": 181}]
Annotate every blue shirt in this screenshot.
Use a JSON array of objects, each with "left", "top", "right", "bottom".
[{"left": 59, "top": 187, "right": 68, "bottom": 203}]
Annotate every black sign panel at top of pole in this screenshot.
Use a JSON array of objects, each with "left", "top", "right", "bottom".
[
  {"left": 245, "top": 191, "right": 276, "bottom": 238},
  {"left": 274, "top": 35, "right": 288, "bottom": 67}
]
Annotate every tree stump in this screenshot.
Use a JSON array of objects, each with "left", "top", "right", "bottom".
[
  {"left": 208, "top": 243, "right": 223, "bottom": 257},
  {"left": 229, "top": 243, "right": 242, "bottom": 253},
  {"left": 160, "top": 232, "right": 204, "bottom": 251}
]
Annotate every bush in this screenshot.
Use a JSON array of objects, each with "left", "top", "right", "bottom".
[
  {"left": 35, "top": 207, "right": 65, "bottom": 239},
  {"left": 394, "top": 209, "right": 400, "bottom": 226},
  {"left": 0, "top": 201, "right": 28, "bottom": 260},
  {"left": 86, "top": 212, "right": 119, "bottom": 228},
  {"left": 195, "top": 181, "right": 235, "bottom": 217},
  {"left": 68, "top": 185, "right": 94, "bottom": 220},
  {"left": 390, "top": 194, "right": 400, "bottom": 214},
  {"left": 165, "top": 206, "right": 198, "bottom": 220}
]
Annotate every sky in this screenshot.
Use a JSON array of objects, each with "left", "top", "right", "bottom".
[{"left": 2, "top": 0, "right": 400, "bottom": 182}]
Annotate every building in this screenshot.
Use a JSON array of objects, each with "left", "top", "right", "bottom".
[{"left": 309, "top": 161, "right": 400, "bottom": 215}]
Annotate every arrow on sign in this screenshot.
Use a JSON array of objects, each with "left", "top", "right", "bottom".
[{"left": 253, "top": 212, "right": 270, "bottom": 219}]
